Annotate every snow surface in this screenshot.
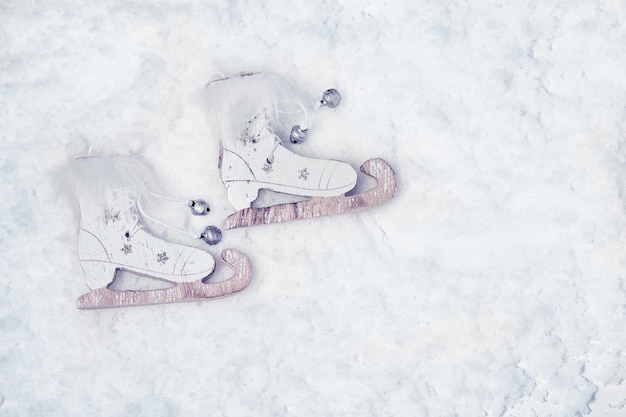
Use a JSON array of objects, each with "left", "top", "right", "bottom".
[{"left": 1, "top": 1, "right": 626, "bottom": 416}]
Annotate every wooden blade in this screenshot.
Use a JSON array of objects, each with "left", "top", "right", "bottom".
[
  {"left": 223, "top": 158, "right": 397, "bottom": 229},
  {"left": 76, "top": 248, "right": 252, "bottom": 309}
]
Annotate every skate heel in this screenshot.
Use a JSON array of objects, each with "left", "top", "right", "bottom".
[
  {"left": 80, "top": 261, "right": 117, "bottom": 290},
  {"left": 225, "top": 181, "right": 260, "bottom": 210}
]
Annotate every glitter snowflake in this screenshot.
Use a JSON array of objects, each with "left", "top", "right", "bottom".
[
  {"left": 104, "top": 209, "right": 120, "bottom": 224},
  {"left": 121, "top": 244, "right": 132, "bottom": 255},
  {"left": 157, "top": 252, "right": 169, "bottom": 264},
  {"left": 299, "top": 167, "right": 310, "bottom": 180}
]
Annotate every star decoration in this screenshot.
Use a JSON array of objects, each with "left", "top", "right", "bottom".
[
  {"left": 157, "top": 252, "right": 169, "bottom": 264},
  {"left": 299, "top": 167, "right": 310, "bottom": 180},
  {"left": 238, "top": 130, "right": 251, "bottom": 146},
  {"left": 121, "top": 244, "right": 132, "bottom": 255},
  {"left": 104, "top": 209, "right": 120, "bottom": 224}
]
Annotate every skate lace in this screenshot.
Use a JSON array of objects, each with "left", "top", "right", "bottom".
[
  {"left": 136, "top": 197, "right": 200, "bottom": 240},
  {"left": 265, "top": 102, "right": 308, "bottom": 165},
  {"left": 275, "top": 101, "right": 309, "bottom": 129},
  {"left": 125, "top": 215, "right": 144, "bottom": 239},
  {"left": 147, "top": 191, "right": 210, "bottom": 216},
  {"left": 119, "top": 194, "right": 219, "bottom": 245},
  {"left": 114, "top": 196, "right": 145, "bottom": 239},
  {"left": 266, "top": 136, "right": 280, "bottom": 165}
]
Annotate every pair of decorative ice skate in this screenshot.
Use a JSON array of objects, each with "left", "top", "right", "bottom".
[{"left": 72, "top": 71, "right": 397, "bottom": 309}]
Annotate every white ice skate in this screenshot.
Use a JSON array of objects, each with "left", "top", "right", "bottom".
[
  {"left": 69, "top": 156, "right": 252, "bottom": 309},
  {"left": 206, "top": 71, "right": 397, "bottom": 229},
  {"left": 78, "top": 202, "right": 215, "bottom": 290},
  {"left": 219, "top": 110, "right": 358, "bottom": 210}
]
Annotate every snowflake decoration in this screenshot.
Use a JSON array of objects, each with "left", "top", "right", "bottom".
[
  {"left": 299, "top": 167, "right": 310, "bottom": 181},
  {"left": 157, "top": 252, "right": 169, "bottom": 264},
  {"left": 121, "top": 244, "right": 132, "bottom": 255},
  {"left": 104, "top": 209, "right": 120, "bottom": 224},
  {"left": 238, "top": 129, "right": 251, "bottom": 146},
  {"left": 238, "top": 125, "right": 259, "bottom": 146}
]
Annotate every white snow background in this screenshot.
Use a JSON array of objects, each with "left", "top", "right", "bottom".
[{"left": 1, "top": 1, "right": 625, "bottom": 416}]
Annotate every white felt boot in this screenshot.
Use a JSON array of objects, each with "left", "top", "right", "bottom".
[
  {"left": 207, "top": 71, "right": 358, "bottom": 210},
  {"left": 220, "top": 111, "right": 357, "bottom": 210},
  {"left": 70, "top": 157, "right": 215, "bottom": 290},
  {"left": 78, "top": 204, "right": 215, "bottom": 289}
]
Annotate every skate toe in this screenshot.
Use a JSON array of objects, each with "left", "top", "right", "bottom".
[
  {"left": 325, "top": 161, "right": 358, "bottom": 193},
  {"left": 179, "top": 250, "right": 216, "bottom": 280}
]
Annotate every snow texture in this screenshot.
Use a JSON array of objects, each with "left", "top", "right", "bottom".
[{"left": 1, "top": 1, "right": 625, "bottom": 416}]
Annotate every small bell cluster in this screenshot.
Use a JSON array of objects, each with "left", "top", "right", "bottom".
[
  {"left": 186, "top": 199, "right": 222, "bottom": 246},
  {"left": 289, "top": 88, "right": 342, "bottom": 144}
]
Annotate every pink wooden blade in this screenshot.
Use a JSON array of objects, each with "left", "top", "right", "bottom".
[
  {"left": 76, "top": 248, "right": 252, "bottom": 309},
  {"left": 223, "top": 158, "right": 397, "bottom": 229}
]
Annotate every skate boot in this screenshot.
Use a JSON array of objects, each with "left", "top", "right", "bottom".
[
  {"left": 219, "top": 110, "right": 358, "bottom": 210},
  {"left": 206, "top": 71, "right": 398, "bottom": 229},
  {"left": 69, "top": 156, "right": 253, "bottom": 309},
  {"left": 207, "top": 71, "right": 358, "bottom": 210},
  {"left": 71, "top": 156, "right": 216, "bottom": 290}
]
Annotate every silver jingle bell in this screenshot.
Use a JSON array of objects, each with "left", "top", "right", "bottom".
[
  {"left": 200, "top": 225, "right": 222, "bottom": 245},
  {"left": 320, "top": 88, "right": 341, "bottom": 108},
  {"left": 290, "top": 125, "right": 308, "bottom": 144},
  {"left": 189, "top": 199, "right": 210, "bottom": 216}
]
